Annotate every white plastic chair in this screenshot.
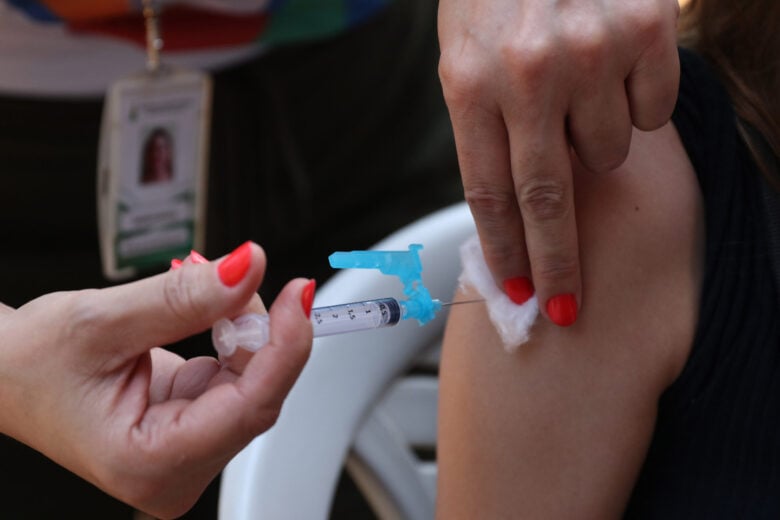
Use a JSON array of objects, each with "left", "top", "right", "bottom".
[{"left": 219, "top": 202, "right": 475, "bottom": 520}]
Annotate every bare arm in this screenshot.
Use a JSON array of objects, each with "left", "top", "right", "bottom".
[{"left": 437, "top": 124, "right": 703, "bottom": 518}]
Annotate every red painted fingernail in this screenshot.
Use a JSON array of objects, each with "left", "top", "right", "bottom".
[
  {"left": 546, "top": 294, "right": 578, "bottom": 327},
  {"left": 503, "top": 276, "right": 534, "bottom": 305},
  {"left": 218, "top": 241, "right": 252, "bottom": 287},
  {"left": 189, "top": 250, "right": 208, "bottom": 264},
  {"left": 301, "top": 279, "right": 316, "bottom": 319},
  {"left": 170, "top": 258, "right": 183, "bottom": 270}
]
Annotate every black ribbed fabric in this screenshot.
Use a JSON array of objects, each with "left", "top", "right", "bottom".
[{"left": 624, "top": 48, "right": 780, "bottom": 517}]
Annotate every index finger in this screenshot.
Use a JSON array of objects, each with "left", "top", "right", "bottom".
[
  {"left": 454, "top": 105, "right": 532, "bottom": 299},
  {"left": 510, "top": 119, "right": 581, "bottom": 326}
]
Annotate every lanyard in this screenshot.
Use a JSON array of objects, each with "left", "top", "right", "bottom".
[
  {"left": 97, "top": 4, "right": 213, "bottom": 280},
  {"left": 142, "top": 0, "right": 163, "bottom": 73}
]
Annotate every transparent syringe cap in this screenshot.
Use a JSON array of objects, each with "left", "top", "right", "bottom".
[{"left": 211, "top": 313, "right": 270, "bottom": 357}]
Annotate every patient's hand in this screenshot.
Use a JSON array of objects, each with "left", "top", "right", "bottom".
[{"left": 438, "top": 0, "right": 680, "bottom": 325}]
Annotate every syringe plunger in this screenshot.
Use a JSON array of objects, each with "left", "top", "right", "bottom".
[{"left": 212, "top": 313, "right": 269, "bottom": 358}]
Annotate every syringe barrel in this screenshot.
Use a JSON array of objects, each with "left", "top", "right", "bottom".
[
  {"left": 312, "top": 297, "right": 401, "bottom": 337},
  {"left": 211, "top": 298, "right": 403, "bottom": 356}
]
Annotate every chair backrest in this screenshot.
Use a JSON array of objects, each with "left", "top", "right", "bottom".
[
  {"left": 219, "top": 202, "right": 475, "bottom": 520},
  {"left": 345, "top": 371, "right": 441, "bottom": 519}
]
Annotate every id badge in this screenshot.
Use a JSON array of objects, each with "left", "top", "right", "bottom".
[{"left": 98, "top": 67, "right": 212, "bottom": 280}]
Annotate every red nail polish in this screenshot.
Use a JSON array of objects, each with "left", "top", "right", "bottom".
[
  {"left": 189, "top": 250, "right": 208, "bottom": 264},
  {"left": 218, "top": 242, "right": 252, "bottom": 287},
  {"left": 170, "top": 258, "right": 183, "bottom": 270},
  {"left": 301, "top": 279, "right": 316, "bottom": 319},
  {"left": 546, "top": 294, "right": 578, "bottom": 327},
  {"left": 503, "top": 276, "right": 534, "bottom": 305}
]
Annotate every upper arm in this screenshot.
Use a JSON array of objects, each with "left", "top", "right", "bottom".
[{"left": 436, "top": 123, "right": 703, "bottom": 519}]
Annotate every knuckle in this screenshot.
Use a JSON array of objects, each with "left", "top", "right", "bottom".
[
  {"left": 565, "top": 25, "right": 610, "bottom": 77},
  {"left": 626, "top": 3, "right": 666, "bottom": 45},
  {"left": 517, "top": 177, "right": 570, "bottom": 222},
  {"left": 438, "top": 53, "right": 486, "bottom": 108},
  {"left": 241, "top": 405, "right": 282, "bottom": 437},
  {"left": 233, "top": 381, "right": 285, "bottom": 436},
  {"left": 465, "top": 185, "right": 518, "bottom": 226},
  {"left": 162, "top": 271, "right": 206, "bottom": 325},
  {"left": 502, "top": 37, "right": 556, "bottom": 90},
  {"left": 257, "top": 406, "right": 282, "bottom": 431},
  {"left": 535, "top": 255, "right": 579, "bottom": 284},
  {"left": 465, "top": 186, "right": 525, "bottom": 265}
]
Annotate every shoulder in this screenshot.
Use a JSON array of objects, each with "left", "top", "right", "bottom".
[{"left": 572, "top": 122, "right": 703, "bottom": 385}]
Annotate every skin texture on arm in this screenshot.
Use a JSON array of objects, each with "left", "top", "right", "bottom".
[
  {"left": 436, "top": 124, "right": 703, "bottom": 518},
  {"left": 437, "top": 0, "right": 681, "bottom": 325}
]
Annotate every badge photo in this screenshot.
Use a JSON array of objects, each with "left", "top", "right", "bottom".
[{"left": 98, "top": 67, "right": 211, "bottom": 280}]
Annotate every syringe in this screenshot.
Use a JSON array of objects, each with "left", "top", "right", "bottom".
[
  {"left": 212, "top": 243, "right": 480, "bottom": 357},
  {"left": 212, "top": 297, "right": 426, "bottom": 357}
]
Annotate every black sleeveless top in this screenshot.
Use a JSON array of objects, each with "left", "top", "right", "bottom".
[{"left": 624, "top": 49, "right": 780, "bottom": 517}]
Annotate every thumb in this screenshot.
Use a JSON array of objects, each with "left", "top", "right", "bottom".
[
  {"left": 144, "top": 278, "right": 315, "bottom": 466},
  {"left": 94, "top": 241, "right": 266, "bottom": 356},
  {"left": 237, "top": 277, "right": 315, "bottom": 403}
]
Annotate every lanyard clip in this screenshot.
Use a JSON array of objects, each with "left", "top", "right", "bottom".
[{"left": 142, "top": 0, "right": 163, "bottom": 73}]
